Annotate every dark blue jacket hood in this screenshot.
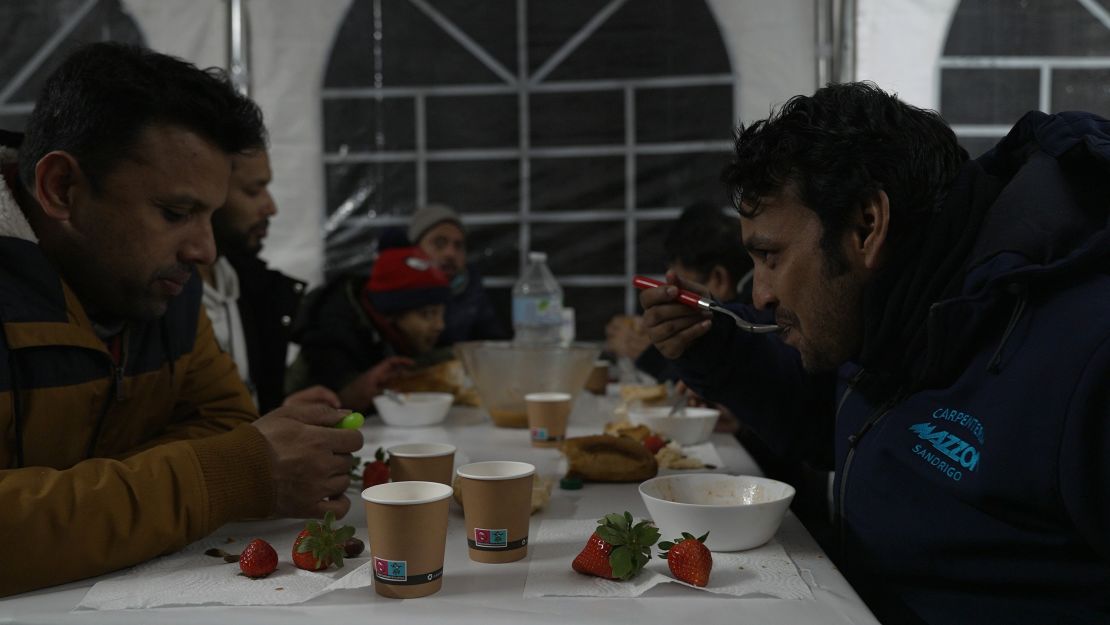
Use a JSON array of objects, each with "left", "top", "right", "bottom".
[{"left": 858, "top": 111, "right": 1110, "bottom": 397}]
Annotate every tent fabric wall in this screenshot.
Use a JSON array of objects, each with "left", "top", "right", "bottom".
[
  {"left": 117, "top": 0, "right": 818, "bottom": 294},
  {"left": 856, "top": 0, "right": 960, "bottom": 109},
  {"left": 123, "top": 0, "right": 351, "bottom": 288}
]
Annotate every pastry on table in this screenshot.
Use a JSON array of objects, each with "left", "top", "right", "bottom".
[
  {"left": 561, "top": 434, "right": 658, "bottom": 482},
  {"left": 618, "top": 383, "right": 667, "bottom": 406},
  {"left": 655, "top": 442, "right": 709, "bottom": 470},
  {"left": 603, "top": 419, "right": 652, "bottom": 442}
]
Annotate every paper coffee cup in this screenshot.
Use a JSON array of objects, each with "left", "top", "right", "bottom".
[
  {"left": 362, "top": 481, "right": 453, "bottom": 598},
  {"left": 456, "top": 461, "right": 535, "bottom": 564},
  {"left": 584, "top": 360, "right": 609, "bottom": 394},
  {"left": 387, "top": 443, "right": 456, "bottom": 485},
  {"left": 525, "top": 392, "right": 572, "bottom": 448}
]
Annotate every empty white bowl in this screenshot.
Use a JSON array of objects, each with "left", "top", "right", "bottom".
[
  {"left": 372, "top": 392, "right": 454, "bottom": 427},
  {"left": 629, "top": 406, "right": 719, "bottom": 445},
  {"left": 638, "top": 474, "right": 795, "bottom": 551}
]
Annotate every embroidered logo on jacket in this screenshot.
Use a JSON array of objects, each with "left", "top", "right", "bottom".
[{"left": 908, "top": 422, "right": 981, "bottom": 482}]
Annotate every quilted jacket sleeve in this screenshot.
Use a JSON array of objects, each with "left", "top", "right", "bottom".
[{"left": 0, "top": 308, "right": 274, "bottom": 598}]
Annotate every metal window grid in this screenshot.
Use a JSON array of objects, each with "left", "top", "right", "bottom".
[
  {"left": 938, "top": 0, "right": 1110, "bottom": 146},
  {"left": 322, "top": 0, "right": 738, "bottom": 316}
]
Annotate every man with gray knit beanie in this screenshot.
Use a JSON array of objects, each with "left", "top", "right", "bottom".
[{"left": 407, "top": 204, "right": 509, "bottom": 344}]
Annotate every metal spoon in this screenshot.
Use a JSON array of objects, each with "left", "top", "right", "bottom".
[
  {"left": 382, "top": 388, "right": 407, "bottom": 405},
  {"left": 633, "top": 275, "right": 782, "bottom": 335},
  {"left": 666, "top": 387, "right": 688, "bottom": 417}
]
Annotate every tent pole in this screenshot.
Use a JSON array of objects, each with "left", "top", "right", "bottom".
[
  {"left": 815, "top": 0, "right": 834, "bottom": 88},
  {"left": 835, "top": 0, "right": 857, "bottom": 83},
  {"left": 227, "top": 0, "right": 251, "bottom": 96}
]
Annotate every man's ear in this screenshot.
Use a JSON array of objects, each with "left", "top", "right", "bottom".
[
  {"left": 706, "top": 265, "right": 733, "bottom": 300},
  {"left": 33, "top": 151, "right": 84, "bottom": 222},
  {"left": 854, "top": 189, "right": 890, "bottom": 270}
]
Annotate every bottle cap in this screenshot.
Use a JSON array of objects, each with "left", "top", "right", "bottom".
[
  {"left": 559, "top": 475, "right": 583, "bottom": 490},
  {"left": 528, "top": 251, "right": 547, "bottom": 262}
]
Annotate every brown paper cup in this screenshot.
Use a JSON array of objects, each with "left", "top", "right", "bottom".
[
  {"left": 362, "top": 481, "right": 453, "bottom": 598},
  {"left": 387, "top": 443, "right": 456, "bottom": 485},
  {"left": 456, "top": 461, "right": 535, "bottom": 563},
  {"left": 525, "top": 392, "right": 572, "bottom": 448},
  {"left": 584, "top": 361, "right": 609, "bottom": 394}
]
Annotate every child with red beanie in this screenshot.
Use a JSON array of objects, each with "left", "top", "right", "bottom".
[{"left": 287, "top": 247, "right": 451, "bottom": 411}]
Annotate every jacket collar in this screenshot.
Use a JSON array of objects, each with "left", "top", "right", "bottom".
[
  {"left": 0, "top": 144, "right": 106, "bottom": 353},
  {"left": 0, "top": 145, "right": 38, "bottom": 243},
  {"left": 855, "top": 111, "right": 1110, "bottom": 398}
]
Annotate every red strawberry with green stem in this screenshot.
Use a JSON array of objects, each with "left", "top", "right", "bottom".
[
  {"left": 292, "top": 511, "right": 357, "bottom": 571},
  {"left": 572, "top": 512, "right": 660, "bottom": 580},
  {"left": 238, "top": 538, "right": 278, "bottom": 578},
  {"left": 659, "top": 531, "right": 712, "bottom": 587},
  {"left": 361, "top": 447, "right": 390, "bottom": 489}
]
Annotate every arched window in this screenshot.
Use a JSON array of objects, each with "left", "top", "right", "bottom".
[
  {"left": 322, "top": 0, "right": 736, "bottom": 339},
  {"left": 939, "top": 0, "right": 1110, "bottom": 157},
  {"left": 0, "top": 0, "right": 145, "bottom": 131}
]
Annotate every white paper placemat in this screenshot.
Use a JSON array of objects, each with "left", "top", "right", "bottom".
[
  {"left": 523, "top": 518, "right": 813, "bottom": 599},
  {"left": 78, "top": 522, "right": 372, "bottom": 609}
]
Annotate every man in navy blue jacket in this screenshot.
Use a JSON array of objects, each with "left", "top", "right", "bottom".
[{"left": 640, "top": 82, "right": 1109, "bottom": 624}]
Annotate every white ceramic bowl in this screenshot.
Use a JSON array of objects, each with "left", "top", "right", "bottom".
[
  {"left": 638, "top": 474, "right": 795, "bottom": 551},
  {"left": 372, "top": 392, "right": 454, "bottom": 427},
  {"left": 629, "top": 406, "right": 719, "bottom": 445}
]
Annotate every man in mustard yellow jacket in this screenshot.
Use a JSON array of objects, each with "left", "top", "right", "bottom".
[{"left": 0, "top": 43, "right": 362, "bottom": 597}]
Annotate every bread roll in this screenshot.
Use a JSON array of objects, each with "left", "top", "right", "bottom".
[{"left": 561, "top": 435, "right": 658, "bottom": 482}]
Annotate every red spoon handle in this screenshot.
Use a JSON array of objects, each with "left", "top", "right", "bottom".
[{"left": 632, "top": 275, "right": 706, "bottom": 309}]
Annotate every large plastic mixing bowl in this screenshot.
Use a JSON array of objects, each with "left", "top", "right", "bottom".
[{"left": 455, "top": 341, "right": 600, "bottom": 428}]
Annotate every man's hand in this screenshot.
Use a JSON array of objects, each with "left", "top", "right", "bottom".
[
  {"left": 640, "top": 271, "right": 714, "bottom": 359},
  {"left": 338, "top": 356, "right": 416, "bottom": 411},
  {"left": 250, "top": 404, "right": 364, "bottom": 520},
  {"left": 283, "top": 385, "right": 342, "bottom": 408}
]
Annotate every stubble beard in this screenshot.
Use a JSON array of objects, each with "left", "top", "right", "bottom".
[{"left": 795, "top": 257, "right": 864, "bottom": 374}]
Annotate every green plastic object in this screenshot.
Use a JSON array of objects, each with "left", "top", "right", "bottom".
[
  {"left": 336, "top": 412, "right": 365, "bottom": 429},
  {"left": 559, "top": 476, "right": 583, "bottom": 490}
]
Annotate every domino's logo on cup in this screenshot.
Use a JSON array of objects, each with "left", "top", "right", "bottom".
[
  {"left": 474, "top": 528, "right": 508, "bottom": 548},
  {"left": 374, "top": 556, "right": 408, "bottom": 582},
  {"left": 530, "top": 427, "right": 549, "bottom": 441}
]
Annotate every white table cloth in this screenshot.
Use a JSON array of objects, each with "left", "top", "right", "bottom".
[{"left": 2, "top": 394, "right": 879, "bottom": 624}]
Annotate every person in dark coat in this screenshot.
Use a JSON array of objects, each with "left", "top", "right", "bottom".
[
  {"left": 288, "top": 246, "right": 451, "bottom": 412},
  {"left": 407, "top": 204, "right": 509, "bottom": 345},
  {"left": 199, "top": 149, "right": 337, "bottom": 413},
  {"left": 641, "top": 82, "right": 1110, "bottom": 624}
]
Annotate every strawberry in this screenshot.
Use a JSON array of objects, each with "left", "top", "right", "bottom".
[
  {"left": 572, "top": 532, "right": 615, "bottom": 578},
  {"left": 642, "top": 434, "right": 666, "bottom": 455},
  {"left": 292, "top": 511, "right": 357, "bottom": 571},
  {"left": 659, "top": 531, "right": 712, "bottom": 587},
  {"left": 361, "top": 447, "right": 390, "bottom": 489},
  {"left": 238, "top": 538, "right": 278, "bottom": 578},
  {"left": 572, "top": 512, "right": 660, "bottom": 580}
]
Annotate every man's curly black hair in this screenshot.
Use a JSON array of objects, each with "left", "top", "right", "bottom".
[{"left": 724, "top": 82, "right": 967, "bottom": 274}]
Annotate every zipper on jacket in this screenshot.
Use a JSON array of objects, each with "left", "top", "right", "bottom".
[
  {"left": 86, "top": 370, "right": 118, "bottom": 458},
  {"left": 837, "top": 390, "right": 903, "bottom": 551},
  {"left": 86, "top": 331, "right": 128, "bottom": 457},
  {"left": 830, "top": 369, "right": 863, "bottom": 524}
]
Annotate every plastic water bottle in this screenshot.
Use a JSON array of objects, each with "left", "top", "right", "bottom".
[{"left": 512, "top": 251, "right": 564, "bottom": 344}]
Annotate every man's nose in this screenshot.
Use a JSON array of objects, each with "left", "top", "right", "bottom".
[
  {"left": 261, "top": 191, "right": 277, "bottom": 217},
  {"left": 751, "top": 271, "right": 778, "bottom": 311},
  {"left": 181, "top": 220, "right": 217, "bottom": 266}
]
